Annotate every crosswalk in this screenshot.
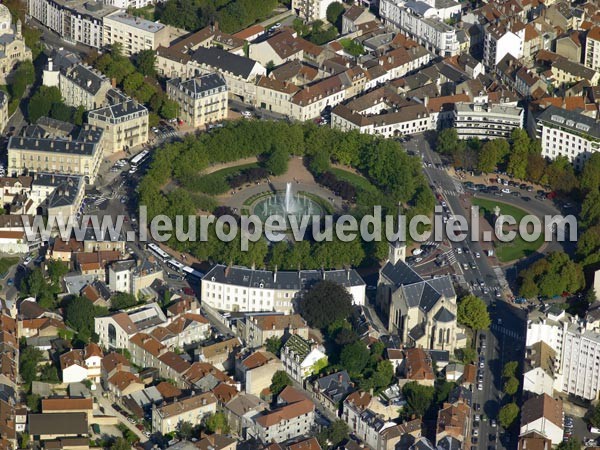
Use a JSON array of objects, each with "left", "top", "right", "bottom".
[
  {"left": 491, "top": 323, "right": 524, "bottom": 341},
  {"left": 441, "top": 189, "right": 461, "bottom": 197},
  {"left": 454, "top": 180, "right": 465, "bottom": 194}
]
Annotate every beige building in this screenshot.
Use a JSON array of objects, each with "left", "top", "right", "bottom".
[
  {"left": 59, "top": 64, "right": 112, "bottom": 110},
  {"left": 254, "top": 77, "right": 300, "bottom": 115},
  {"left": 166, "top": 73, "right": 227, "bottom": 128},
  {"left": 152, "top": 393, "right": 217, "bottom": 434},
  {"left": 585, "top": 26, "right": 600, "bottom": 72},
  {"left": 235, "top": 350, "right": 283, "bottom": 396},
  {"left": 88, "top": 90, "right": 149, "bottom": 154},
  {"left": 103, "top": 12, "right": 171, "bottom": 56},
  {"left": 292, "top": 0, "right": 336, "bottom": 22},
  {"left": 7, "top": 126, "right": 104, "bottom": 184},
  {"left": 0, "top": 5, "right": 32, "bottom": 84},
  {"left": 243, "top": 313, "right": 309, "bottom": 349}
]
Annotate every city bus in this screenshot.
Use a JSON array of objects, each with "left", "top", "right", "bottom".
[
  {"left": 182, "top": 265, "right": 204, "bottom": 280},
  {"left": 167, "top": 259, "right": 185, "bottom": 272},
  {"left": 130, "top": 149, "right": 150, "bottom": 168},
  {"left": 147, "top": 242, "right": 170, "bottom": 261}
]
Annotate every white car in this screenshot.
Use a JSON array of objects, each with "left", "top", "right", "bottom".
[
  {"left": 475, "top": 252, "right": 481, "bottom": 258},
  {"left": 456, "top": 248, "right": 462, "bottom": 254},
  {"left": 477, "top": 383, "right": 483, "bottom": 391},
  {"left": 241, "top": 111, "right": 252, "bottom": 118},
  {"left": 501, "top": 188, "right": 510, "bottom": 193}
]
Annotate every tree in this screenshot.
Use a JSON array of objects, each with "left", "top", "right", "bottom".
[
  {"left": 503, "top": 377, "right": 519, "bottom": 396},
  {"left": 371, "top": 360, "right": 394, "bottom": 389},
  {"left": 265, "top": 60, "right": 275, "bottom": 74},
  {"left": 265, "top": 336, "right": 282, "bottom": 356},
  {"left": 26, "top": 393, "right": 40, "bottom": 412},
  {"left": 436, "top": 128, "right": 461, "bottom": 156},
  {"left": 73, "top": 105, "right": 86, "bottom": 126},
  {"left": 110, "top": 292, "right": 138, "bottom": 311},
  {"left": 265, "top": 146, "right": 288, "bottom": 176},
  {"left": 457, "top": 346, "right": 477, "bottom": 364},
  {"left": 580, "top": 153, "right": 600, "bottom": 193},
  {"left": 50, "top": 102, "right": 73, "bottom": 122},
  {"left": 477, "top": 139, "right": 508, "bottom": 173},
  {"left": 502, "top": 361, "right": 518, "bottom": 378},
  {"left": 558, "top": 439, "right": 581, "bottom": 450},
  {"left": 270, "top": 370, "right": 292, "bottom": 396},
  {"left": 457, "top": 295, "right": 491, "bottom": 336},
  {"left": 47, "top": 260, "right": 69, "bottom": 285},
  {"left": 590, "top": 404, "right": 600, "bottom": 428},
  {"left": 135, "top": 49, "right": 156, "bottom": 76},
  {"left": 340, "top": 341, "right": 370, "bottom": 375},
  {"left": 177, "top": 421, "right": 194, "bottom": 439},
  {"left": 326, "top": 2, "right": 345, "bottom": 29},
  {"left": 20, "top": 346, "right": 43, "bottom": 384},
  {"left": 123, "top": 72, "right": 145, "bottom": 96},
  {"left": 205, "top": 412, "right": 230, "bottom": 434},
  {"left": 518, "top": 252, "right": 584, "bottom": 299},
  {"left": 334, "top": 327, "right": 358, "bottom": 346},
  {"left": 160, "top": 99, "right": 179, "bottom": 120},
  {"left": 317, "top": 419, "right": 349, "bottom": 448},
  {"left": 110, "top": 437, "right": 132, "bottom": 450},
  {"left": 300, "top": 280, "right": 354, "bottom": 329},
  {"left": 65, "top": 296, "right": 96, "bottom": 340},
  {"left": 39, "top": 364, "right": 60, "bottom": 383},
  {"left": 20, "top": 432, "right": 30, "bottom": 448},
  {"left": 28, "top": 86, "right": 62, "bottom": 123},
  {"left": 498, "top": 403, "right": 519, "bottom": 428},
  {"left": 402, "top": 382, "right": 434, "bottom": 418}
]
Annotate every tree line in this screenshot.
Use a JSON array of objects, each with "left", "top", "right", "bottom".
[{"left": 137, "top": 120, "right": 433, "bottom": 268}]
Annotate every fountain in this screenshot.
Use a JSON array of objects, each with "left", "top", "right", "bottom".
[{"left": 252, "top": 182, "right": 325, "bottom": 225}]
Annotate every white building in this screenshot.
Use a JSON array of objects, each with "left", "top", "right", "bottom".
[
  {"left": 103, "top": 0, "right": 154, "bottom": 12},
  {"left": 27, "top": 0, "right": 117, "bottom": 49},
  {"left": 291, "top": 0, "right": 336, "bottom": 22},
  {"left": 536, "top": 105, "right": 600, "bottom": 170},
  {"left": 103, "top": 12, "right": 170, "bottom": 56},
  {"left": 523, "top": 341, "right": 556, "bottom": 397},
  {"left": 379, "top": 0, "right": 460, "bottom": 56},
  {"left": 280, "top": 335, "right": 327, "bottom": 384},
  {"left": 59, "top": 343, "right": 103, "bottom": 383},
  {"left": 520, "top": 394, "right": 564, "bottom": 445},
  {"left": 453, "top": 102, "right": 524, "bottom": 140},
  {"left": 585, "top": 26, "right": 600, "bottom": 72},
  {"left": 201, "top": 264, "right": 366, "bottom": 313},
  {"left": 483, "top": 22, "right": 524, "bottom": 68}
]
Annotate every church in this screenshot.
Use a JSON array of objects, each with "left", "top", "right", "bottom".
[
  {"left": 376, "top": 241, "right": 466, "bottom": 353},
  {"left": 0, "top": 5, "right": 32, "bottom": 84}
]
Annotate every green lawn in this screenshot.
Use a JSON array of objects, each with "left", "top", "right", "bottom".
[
  {"left": 330, "top": 168, "right": 377, "bottom": 193},
  {"left": 0, "top": 257, "right": 19, "bottom": 279},
  {"left": 471, "top": 198, "right": 543, "bottom": 263}
]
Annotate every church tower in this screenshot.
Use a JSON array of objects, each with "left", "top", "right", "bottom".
[{"left": 388, "top": 240, "right": 406, "bottom": 265}]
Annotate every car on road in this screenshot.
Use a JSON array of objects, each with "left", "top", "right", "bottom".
[
  {"left": 475, "top": 252, "right": 481, "bottom": 258},
  {"left": 462, "top": 263, "right": 469, "bottom": 270},
  {"left": 23, "top": 256, "right": 32, "bottom": 265},
  {"left": 501, "top": 188, "right": 511, "bottom": 193},
  {"left": 470, "top": 262, "right": 476, "bottom": 269},
  {"left": 7, "top": 278, "right": 13, "bottom": 286},
  {"left": 491, "top": 419, "right": 496, "bottom": 427},
  {"left": 167, "top": 273, "right": 182, "bottom": 280},
  {"left": 473, "top": 429, "right": 479, "bottom": 437},
  {"left": 241, "top": 111, "right": 253, "bottom": 118},
  {"left": 522, "top": 196, "right": 531, "bottom": 202},
  {"left": 456, "top": 248, "right": 462, "bottom": 254},
  {"left": 477, "top": 382, "right": 483, "bottom": 390}
]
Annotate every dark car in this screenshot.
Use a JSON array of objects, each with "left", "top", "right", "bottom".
[
  {"left": 522, "top": 196, "right": 531, "bottom": 202},
  {"left": 488, "top": 185, "right": 499, "bottom": 191},
  {"left": 520, "top": 183, "right": 528, "bottom": 190},
  {"left": 511, "top": 191, "right": 521, "bottom": 197}
]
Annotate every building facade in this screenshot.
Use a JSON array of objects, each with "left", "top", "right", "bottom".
[
  {"left": 59, "top": 64, "right": 112, "bottom": 110},
  {"left": 0, "top": 5, "right": 32, "bottom": 84},
  {"left": 7, "top": 127, "right": 104, "bottom": 183},
  {"left": 453, "top": 102, "right": 524, "bottom": 140},
  {"left": 585, "top": 27, "right": 600, "bottom": 72},
  {"left": 291, "top": 0, "right": 336, "bottom": 22},
  {"left": 166, "top": 73, "right": 228, "bottom": 128},
  {"left": 536, "top": 105, "right": 600, "bottom": 170},
  {"left": 103, "top": 12, "right": 170, "bottom": 56}
]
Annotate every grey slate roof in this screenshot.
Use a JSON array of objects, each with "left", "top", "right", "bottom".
[
  {"left": 62, "top": 64, "right": 109, "bottom": 95},
  {"left": 203, "top": 264, "right": 365, "bottom": 291},
  {"left": 168, "top": 73, "right": 227, "bottom": 99},
  {"left": 433, "top": 307, "right": 455, "bottom": 323},
  {"left": 537, "top": 105, "right": 600, "bottom": 139},
  {"left": 191, "top": 47, "right": 259, "bottom": 79},
  {"left": 315, "top": 370, "right": 353, "bottom": 404},
  {"left": 29, "top": 412, "right": 88, "bottom": 436},
  {"left": 88, "top": 99, "right": 148, "bottom": 123}
]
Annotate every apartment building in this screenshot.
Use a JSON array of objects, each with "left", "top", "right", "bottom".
[
  {"left": 585, "top": 27, "right": 600, "bottom": 72},
  {"left": 483, "top": 22, "right": 524, "bottom": 68},
  {"left": 103, "top": 12, "right": 170, "bottom": 56},
  {"left": 7, "top": 126, "right": 104, "bottom": 184},
  {"left": 536, "top": 105, "right": 600, "bottom": 170},
  {"left": 27, "top": 0, "right": 117, "bottom": 49},
  {"left": 242, "top": 313, "right": 309, "bottom": 349},
  {"left": 251, "top": 387, "right": 315, "bottom": 444},
  {"left": 520, "top": 394, "right": 564, "bottom": 445},
  {"left": 59, "top": 64, "right": 112, "bottom": 110},
  {"left": 291, "top": 0, "right": 336, "bottom": 22},
  {"left": 289, "top": 75, "right": 347, "bottom": 121},
  {"left": 201, "top": 264, "right": 365, "bottom": 313},
  {"left": 88, "top": 91, "right": 149, "bottom": 153},
  {"left": 152, "top": 393, "right": 217, "bottom": 434},
  {"left": 254, "top": 77, "right": 300, "bottom": 115},
  {"left": 156, "top": 45, "right": 265, "bottom": 103},
  {"left": 453, "top": 102, "right": 524, "bottom": 140},
  {"left": 166, "top": 73, "right": 228, "bottom": 128},
  {"left": 103, "top": 0, "right": 153, "bottom": 9},
  {"left": 525, "top": 306, "right": 600, "bottom": 401},
  {"left": 379, "top": 0, "right": 459, "bottom": 56},
  {"left": 0, "top": 6, "right": 32, "bottom": 84}
]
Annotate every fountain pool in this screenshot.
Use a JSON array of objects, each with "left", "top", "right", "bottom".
[{"left": 252, "top": 182, "right": 325, "bottom": 223}]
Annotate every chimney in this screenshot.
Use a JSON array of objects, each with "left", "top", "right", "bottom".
[
  {"left": 273, "top": 265, "right": 277, "bottom": 283},
  {"left": 48, "top": 58, "right": 54, "bottom": 71}
]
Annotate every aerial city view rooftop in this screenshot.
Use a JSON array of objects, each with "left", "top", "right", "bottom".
[{"left": 0, "top": 0, "right": 597, "bottom": 449}]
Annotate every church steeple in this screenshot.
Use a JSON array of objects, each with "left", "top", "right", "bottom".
[{"left": 388, "top": 239, "right": 406, "bottom": 265}]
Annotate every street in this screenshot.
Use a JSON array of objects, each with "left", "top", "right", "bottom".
[{"left": 405, "top": 133, "right": 528, "bottom": 450}]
